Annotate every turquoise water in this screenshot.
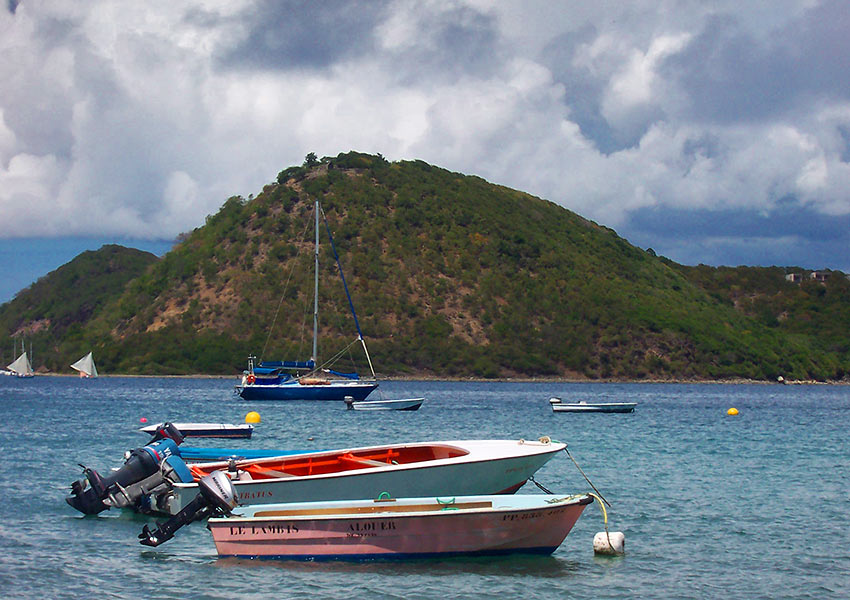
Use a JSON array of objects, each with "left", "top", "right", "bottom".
[{"left": 0, "top": 378, "right": 847, "bottom": 599}]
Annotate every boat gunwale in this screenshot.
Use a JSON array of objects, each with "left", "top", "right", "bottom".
[
  {"left": 210, "top": 494, "right": 593, "bottom": 523},
  {"left": 173, "top": 439, "right": 566, "bottom": 489}
]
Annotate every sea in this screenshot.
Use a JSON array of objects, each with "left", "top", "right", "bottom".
[{"left": 0, "top": 377, "right": 847, "bottom": 599}]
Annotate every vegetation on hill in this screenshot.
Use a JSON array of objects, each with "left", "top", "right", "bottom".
[
  {"left": 0, "top": 245, "right": 159, "bottom": 371},
  {"left": 1, "top": 152, "right": 848, "bottom": 381},
  {"left": 671, "top": 264, "right": 849, "bottom": 380}
]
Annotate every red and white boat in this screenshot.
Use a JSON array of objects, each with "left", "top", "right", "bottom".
[
  {"left": 159, "top": 438, "right": 565, "bottom": 516},
  {"left": 208, "top": 493, "right": 593, "bottom": 560}
]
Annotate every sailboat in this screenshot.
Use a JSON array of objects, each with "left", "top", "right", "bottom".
[
  {"left": 5, "top": 339, "right": 35, "bottom": 378},
  {"left": 70, "top": 351, "right": 98, "bottom": 378},
  {"left": 235, "top": 199, "right": 378, "bottom": 401}
]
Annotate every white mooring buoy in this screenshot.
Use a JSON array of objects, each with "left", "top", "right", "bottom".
[{"left": 593, "top": 531, "right": 625, "bottom": 555}]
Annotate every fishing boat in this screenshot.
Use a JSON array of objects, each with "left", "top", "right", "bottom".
[
  {"left": 206, "top": 493, "right": 594, "bottom": 560},
  {"left": 160, "top": 437, "right": 566, "bottom": 516},
  {"left": 235, "top": 199, "right": 377, "bottom": 401},
  {"left": 5, "top": 339, "right": 34, "bottom": 378},
  {"left": 139, "top": 422, "right": 254, "bottom": 439},
  {"left": 549, "top": 397, "right": 637, "bottom": 413},
  {"left": 70, "top": 351, "right": 98, "bottom": 378},
  {"left": 344, "top": 397, "right": 424, "bottom": 411}
]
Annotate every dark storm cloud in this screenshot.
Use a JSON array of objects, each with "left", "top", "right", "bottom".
[
  {"left": 622, "top": 202, "right": 850, "bottom": 269},
  {"left": 662, "top": 1, "right": 850, "bottom": 124},
  {"left": 211, "top": 0, "right": 502, "bottom": 84},
  {"left": 213, "top": 0, "right": 389, "bottom": 71},
  {"left": 540, "top": 24, "right": 625, "bottom": 154}
]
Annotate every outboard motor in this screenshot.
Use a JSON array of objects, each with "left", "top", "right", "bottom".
[
  {"left": 66, "top": 428, "right": 185, "bottom": 516},
  {"left": 146, "top": 422, "right": 185, "bottom": 445},
  {"left": 139, "top": 470, "right": 238, "bottom": 547},
  {"left": 102, "top": 454, "right": 195, "bottom": 514}
]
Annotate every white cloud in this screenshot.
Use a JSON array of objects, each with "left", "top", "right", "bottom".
[
  {"left": 0, "top": 0, "right": 847, "bottom": 270},
  {"left": 0, "top": 109, "right": 16, "bottom": 163},
  {"left": 602, "top": 33, "right": 691, "bottom": 130}
]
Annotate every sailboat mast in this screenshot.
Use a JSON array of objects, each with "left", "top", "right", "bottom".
[{"left": 312, "top": 199, "right": 320, "bottom": 366}]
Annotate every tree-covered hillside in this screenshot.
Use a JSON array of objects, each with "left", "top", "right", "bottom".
[
  {"left": 0, "top": 245, "right": 159, "bottom": 371},
  {"left": 2, "top": 152, "right": 847, "bottom": 380},
  {"left": 672, "top": 263, "right": 849, "bottom": 379}
]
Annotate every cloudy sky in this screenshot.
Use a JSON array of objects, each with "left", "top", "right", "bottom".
[{"left": 2, "top": 0, "right": 849, "bottom": 303}]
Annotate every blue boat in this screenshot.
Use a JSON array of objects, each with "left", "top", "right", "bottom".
[{"left": 236, "top": 200, "right": 378, "bottom": 401}]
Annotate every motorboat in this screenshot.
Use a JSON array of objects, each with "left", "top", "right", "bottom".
[
  {"left": 205, "top": 492, "right": 593, "bottom": 560},
  {"left": 139, "top": 422, "right": 254, "bottom": 439},
  {"left": 549, "top": 397, "right": 636, "bottom": 413},
  {"left": 344, "top": 397, "right": 424, "bottom": 411},
  {"left": 163, "top": 437, "right": 566, "bottom": 516}
]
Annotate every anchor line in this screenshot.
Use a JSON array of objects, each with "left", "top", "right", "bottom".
[
  {"left": 563, "top": 447, "right": 611, "bottom": 507},
  {"left": 588, "top": 492, "right": 615, "bottom": 552},
  {"left": 528, "top": 475, "right": 553, "bottom": 494}
]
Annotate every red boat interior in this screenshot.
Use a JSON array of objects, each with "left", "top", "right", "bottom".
[{"left": 189, "top": 444, "right": 469, "bottom": 481}]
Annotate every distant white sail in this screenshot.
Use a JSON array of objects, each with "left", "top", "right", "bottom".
[
  {"left": 7, "top": 351, "right": 34, "bottom": 376},
  {"left": 70, "top": 351, "right": 98, "bottom": 378}
]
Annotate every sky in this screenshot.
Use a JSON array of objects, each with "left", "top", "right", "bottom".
[{"left": 1, "top": 0, "right": 849, "bottom": 304}]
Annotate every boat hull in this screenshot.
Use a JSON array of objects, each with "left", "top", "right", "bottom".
[
  {"left": 551, "top": 402, "right": 636, "bottom": 413},
  {"left": 209, "top": 494, "right": 592, "bottom": 560},
  {"left": 346, "top": 398, "right": 423, "bottom": 411},
  {"left": 163, "top": 439, "right": 565, "bottom": 515},
  {"left": 139, "top": 423, "right": 254, "bottom": 439},
  {"left": 237, "top": 380, "right": 378, "bottom": 401}
]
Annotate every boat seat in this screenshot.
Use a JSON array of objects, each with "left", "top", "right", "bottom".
[
  {"left": 244, "top": 465, "right": 296, "bottom": 479},
  {"left": 339, "top": 455, "right": 390, "bottom": 468}
]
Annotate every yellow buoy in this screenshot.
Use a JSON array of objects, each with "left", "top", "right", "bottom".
[
  {"left": 245, "top": 411, "right": 261, "bottom": 423},
  {"left": 727, "top": 407, "right": 739, "bottom": 416}
]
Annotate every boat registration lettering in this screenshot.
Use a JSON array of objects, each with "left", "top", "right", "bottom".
[
  {"left": 238, "top": 490, "right": 274, "bottom": 501},
  {"left": 228, "top": 523, "right": 299, "bottom": 535},
  {"left": 502, "top": 512, "right": 543, "bottom": 521},
  {"left": 346, "top": 520, "right": 396, "bottom": 537}
]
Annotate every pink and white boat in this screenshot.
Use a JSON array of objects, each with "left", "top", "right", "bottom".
[
  {"left": 159, "top": 438, "right": 565, "bottom": 516},
  {"left": 208, "top": 493, "right": 594, "bottom": 560}
]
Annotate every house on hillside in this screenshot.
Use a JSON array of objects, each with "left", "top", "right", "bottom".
[
  {"left": 785, "top": 273, "right": 803, "bottom": 283},
  {"left": 810, "top": 271, "right": 830, "bottom": 282}
]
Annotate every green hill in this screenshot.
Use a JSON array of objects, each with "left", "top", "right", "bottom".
[
  {"left": 2, "top": 152, "right": 848, "bottom": 380},
  {"left": 0, "top": 245, "right": 159, "bottom": 372},
  {"left": 671, "top": 263, "right": 849, "bottom": 379}
]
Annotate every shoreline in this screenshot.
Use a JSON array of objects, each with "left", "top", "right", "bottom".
[{"left": 24, "top": 372, "right": 849, "bottom": 385}]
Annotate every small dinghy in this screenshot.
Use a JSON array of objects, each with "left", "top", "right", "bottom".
[
  {"left": 549, "top": 397, "right": 637, "bottom": 413},
  {"left": 138, "top": 472, "right": 594, "bottom": 560},
  {"left": 139, "top": 422, "right": 254, "bottom": 439},
  {"left": 344, "top": 397, "right": 424, "bottom": 411}
]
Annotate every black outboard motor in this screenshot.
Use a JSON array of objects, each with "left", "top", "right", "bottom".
[
  {"left": 66, "top": 423, "right": 186, "bottom": 516},
  {"left": 146, "top": 422, "right": 186, "bottom": 445},
  {"left": 139, "top": 470, "right": 238, "bottom": 547},
  {"left": 103, "top": 453, "right": 195, "bottom": 514}
]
